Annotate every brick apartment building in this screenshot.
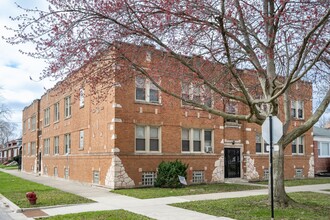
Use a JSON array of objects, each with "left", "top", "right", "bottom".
[
  {"left": 0, "top": 138, "right": 22, "bottom": 164},
  {"left": 21, "top": 44, "right": 314, "bottom": 189}
]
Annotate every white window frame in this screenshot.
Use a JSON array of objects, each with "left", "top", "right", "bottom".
[
  {"left": 292, "top": 136, "right": 304, "bottom": 155},
  {"left": 31, "top": 115, "right": 36, "bottom": 131},
  {"left": 135, "top": 125, "right": 161, "bottom": 153},
  {"left": 291, "top": 100, "right": 304, "bottom": 119},
  {"left": 54, "top": 102, "right": 60, "bottom": 122},
  {"left": 135, "top": 76, "right": 160, "bottom": 104},
  {"left": 64, "top": 96, "right": 72, "bottom": 118},
  {"left": 79, "top": 88, "right": 85, "bottom": 108},
  {"left": 181, "top": 128, "right": 214, "bottom": 153},
  {"left": 181, "top": 82, "right": 213, "bottom": 107},
  {"left": 44, "top": 107, "right": 50, "bottom": 126},
  {"left": 79, "top": 130, "right": 84, "bottom": 150},
  {"left": 31, "top": 142, "right": 36, "bottom": 156},
  {"left": 43, "top": 138, "right": 50, "bottom": 155},
  {"left": 64, "top": 133, "right": 71, "bottom": 154},
  {"left": 255, "top": 133, "right": 269, "bottom": 154},
  {"left": 28, "top": 118, "right": 31, "bottom": 130},
  {"left": 318, "top": 142, "right": 330, "bottom": 158},
  {"left": 54, "top": 136, "right": 59, "bottom": 155},
  {"left": 27, "top": 143, "right": 31, "bottom": 156}
]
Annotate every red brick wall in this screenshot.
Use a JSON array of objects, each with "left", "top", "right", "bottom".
[{"left": 22, "top": 45, "right": 314, "bottom": 187}]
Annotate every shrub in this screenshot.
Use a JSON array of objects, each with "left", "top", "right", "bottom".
[{"left": 154, "top": 160, "right": 188, "bottom": 188}]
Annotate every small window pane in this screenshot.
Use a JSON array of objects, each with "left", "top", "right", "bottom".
[
  {"left": 136, "top": 126, "right": 145, "bottom": 138},
  {"left": 193, "top": 129, "right": 201, "bottom": 140},
  {"left": 321, "top": 143, "right": 329, "bottom": 156},
  {"left": 136, "top": 88, "right": 146, "bottom": 100},
  {"left": 150, "top": 89, "right": 159, "bottom": 102},
  {"left": 182, "top": 140, "right": 189, "bottom": 151},
  {"left": 193, "top": 141, "right": 201, "bottom": 151},
  {"left": 204, "top": 131, "right": 212, "bottom": 147},
  {"left": 182, "top": 128, "right": 189, "bottom": 140},
  {"left": 256, "top": 143, "right": 262, "bottom": 153},
  {"left": 150, "top": 139, "right": 159, "bottom": 151},
  {"left": 136, "top": 76, "right": 145, "bottom": 88},
  {"left": 150, "top": 127, "right": 158, "bottom": 139},
  {"left": 136, "top": 139, "right": 145, "bottom": 151}
]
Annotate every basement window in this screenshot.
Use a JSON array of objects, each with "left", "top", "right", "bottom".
[
  {"left": 295, "top": 168, "right": 303, "bottom": 179},
  {"left": 93, "top": 171, "right": 100, "bottom": 184},
  {"left": 263, "top": 168, "right": 269, "bottom": 180},
  {"left": 192, "top": 171, "right": 204, "bottom": 183},
  {"left": 142, "top": 172, "right": 156, "bottom": 186}
]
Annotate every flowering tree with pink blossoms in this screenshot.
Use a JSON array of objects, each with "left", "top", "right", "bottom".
[{"left": 5, "top": 0, "right": 330, "bottom": 206}]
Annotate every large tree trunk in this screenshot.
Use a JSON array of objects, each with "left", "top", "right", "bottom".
[{"left": 272, "top": 143, "right": 290, "bottom": 207}]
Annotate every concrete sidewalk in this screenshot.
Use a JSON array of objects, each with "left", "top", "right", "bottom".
[{"left": 1, "top": 169, "right": 330, "bottom": 220}]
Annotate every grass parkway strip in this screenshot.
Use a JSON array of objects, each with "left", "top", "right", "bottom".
[
  {"left": 113, "top": 183, "right": 264, "bottom": 199},
  {"left": 37, "top": 210, "right": 154, "bottom": 220},
  {"left": 0, "top": 171, "right": 93, "bottom": 208},
  {"left": 172, "top": 191, "right": 330, "bottom": 220}
]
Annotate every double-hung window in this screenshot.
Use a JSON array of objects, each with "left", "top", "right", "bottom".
[
  {"left": 135, "top": 76, "right": 159, "bottom": 103},
  {"left": 225, "top": 100, "right": 238, "bottom": 123},
  {"left": 31, "top": 115, "right": 36, "bottom": 131},
  {"left": 291, "top": 100, "right": 304, "bottom": 119},
  {"left": 318, "top": 142, "right": 330, "bottom": 157},
  {"left": 182, "top": 128, "right": 213, "bottom": 153},
  {"left": 64, "top": 96, "right": 71, "bottom": 118},
  {"left": 255, "top": 133, "right": 269, "bottom": 154},
  {"left": 181, "top": 82, "right": 212, "bottom": 107},
  {"left": 54, "top": 102, "right": 60, "bottom": 122},
  {"left": 136, "top": 125, "right": 161, "bottom": 152},
  {"left": 44, "top": 107, "right": 50, "bottom": 126},
  {"left": 43, "top": 138, "right": 50, "bottom": 155},
  {"left": 31, "top": 142, "right": 36, "bottom": 155},
  {"left": 80, "top": 88, "right": 85, "bottom": 108},
  {"left": 54, "top": 136, "right": 59, "bottom": 155},
  {"left": 64, "top": 133, "right": 71, "bottom": 154},
  {"left": 292, "top": 136, "right": 304, "bottom": 155},
  {"left": 79, "top": 130, "right": 84, "bottom": 150},
  {"left": 193, "top": 129, "right": 202, "bottom": 151}
]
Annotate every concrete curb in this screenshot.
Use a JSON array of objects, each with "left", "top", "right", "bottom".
[{"left": 0, "top": 194, "right": 22, "bottom": 213}]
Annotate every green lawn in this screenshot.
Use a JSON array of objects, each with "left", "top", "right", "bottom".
[
  {"left": 114, "top": 183, "right": 264, "bottom": 199},
  {"left": 0, "top": 171, "right": 93, "bottom": 208},
  {"left": 256, "top": 177, "right": 330, "bottom": 186},
  {"left": 172, "top": 192, "right": 330, "bottom": 220},
  {"left": 0, "top": 164, "right": 19, "bottom": 170},
  {"left": 38, "top": 210, "right": 153, "bottom": 220}
]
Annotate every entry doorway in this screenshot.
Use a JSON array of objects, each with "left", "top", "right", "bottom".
[{"left": 224, "top": 148, "right": 241, "bottom": 178}]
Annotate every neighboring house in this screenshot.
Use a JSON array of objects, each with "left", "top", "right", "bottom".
[
  {"left": 313, "top": 126, "right": 330, "bottom": 174},
  {"left": 21, "top": 44, "right": 314, "bottom": 189},
  {"left": 0, "top": 138, "right": 22, "bottom": 164}
]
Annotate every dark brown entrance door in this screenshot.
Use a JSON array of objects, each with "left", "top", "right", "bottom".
[{"left": 224, "top": 148, "right": 241, "bottom": 178}]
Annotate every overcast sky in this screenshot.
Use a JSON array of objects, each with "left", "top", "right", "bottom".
[{"left": 0, "top": 0, "right": 55, "bottom": 137}]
